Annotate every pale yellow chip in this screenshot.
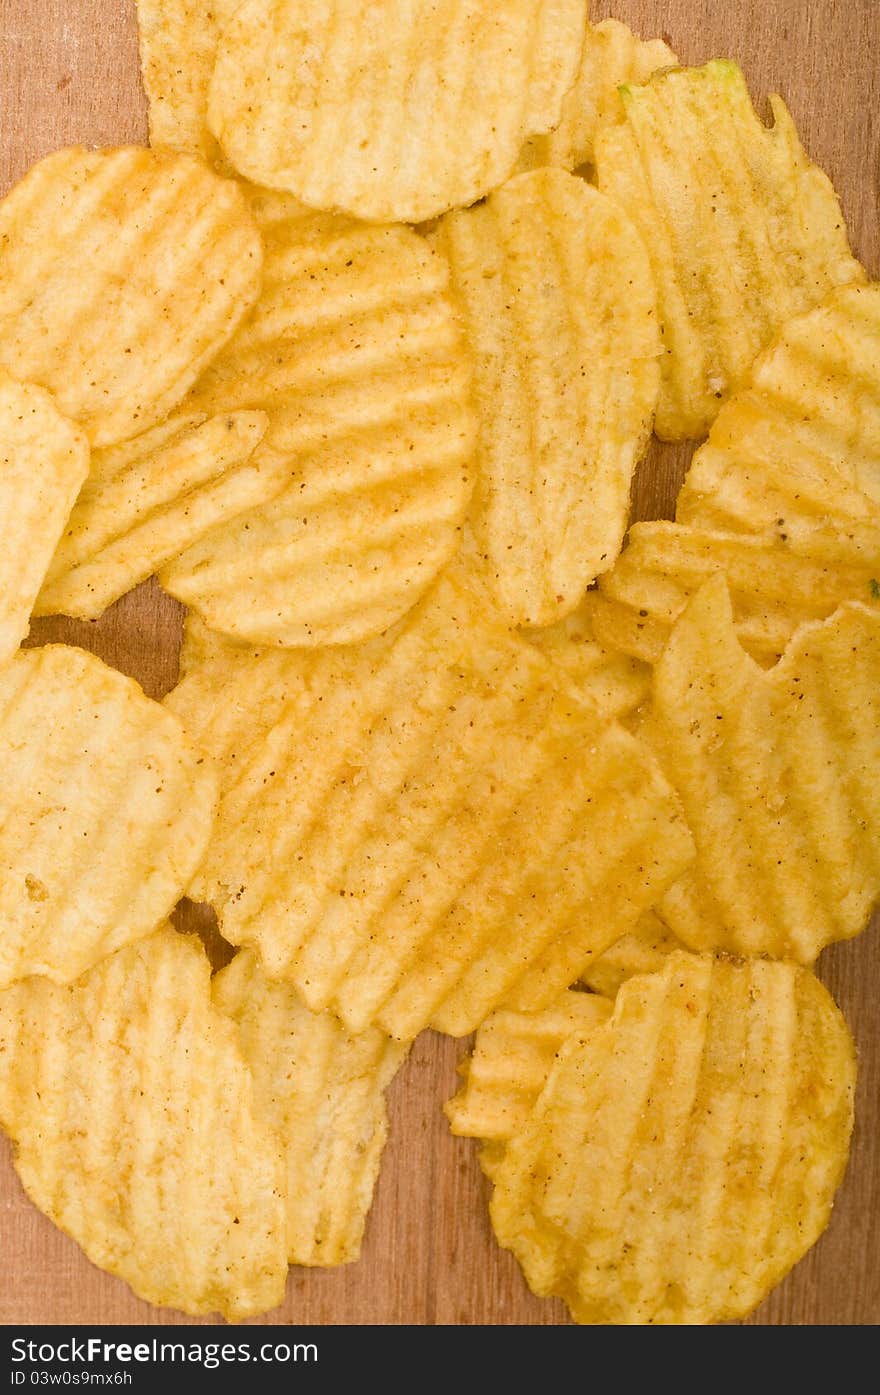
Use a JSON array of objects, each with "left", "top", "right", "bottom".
[
  {"left": 430, "top": 169, "right": 659, "bottom": 627},
  {"left": 579, "top": 909, "right": 685, "bottom": 999},
  {"left": 165, "top": 573, "right": 693, "bottom": 1040},
  {"left": 524, "top": 603, "right": 651, "bottom": 723},
  {"left": 490, "top": 952, "right": 856, "bottom": 1324},
  {"left": 136, "top": 0, "right": 242, "bottom": 161},
  {"left": 160, "top": 199, "right": 476, "bottom": 647},
  {"left": 0, "top": 146, "right": 262, "bottom": 447},
  {"left": 0, "top": 372, "right": 89, "bottom": 660},
  {"left": 34, "top": 409, "right": 278, "bottom": 620},
  {"left": 596, "top": 60, "right": 864, "bottom": 440},
  {"left": 0, "top": 928, "right": 287, "bottom": 1320},
  {"left": 214, "top": 949, "right": 407, "bottom": 1266},
  {"left": 650, "top": 577, "right": 880, "bottom": 961},
  {"left": 588, "top": 519, "right": 880, "bottom": 667},
  {"left": 0, "top": 645, "right": 218, "bottom": 987},
  {"left": 516, "top": 19, "right": 677, "bottom": 173},
  {"left": 208, "top": 0, "right": 588, "bottom": 223}
]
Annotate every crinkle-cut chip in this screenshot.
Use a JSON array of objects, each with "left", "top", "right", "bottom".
[
  {"left": 178, "top": 609, "right": 261, "bottom": 680},
  {"left": 208, "top": 0, "right": 588, "bottom": 224},
  {"left": 516, "top": 19, "right": 677, "bottom": 173},
  {"left": 165, "top": 574, "right": 693, "bottom": 1040},
  {"left": 490, "top": 952, "right": 856, "bottom": 1325},
  {"left": 136, "top": 0, "right": 242, "bottom": 161},
  {"left": 214, "top": 950, "right": 407, "bottom": 1266},
  {"left": 650, "top": 576, "right": 880, "bottom": 962},
  {"left": 35, "top": 410, "right": 276, "bottom": 620},
  {"left": 0, "top": 645, "right": 217, "bottom": 987},
  {"left": 0, "top": 146, "right": 262, "bottom": 447},
  {"left": 589, "top": 520, "right": 880, "bottom": 666},
  {"left": 430, "top": 170, "right": 659, "bottom": 627},
  {"left": 678, "top": 283, "right": 880, "bottom": 534},
  {"left": 161, "top": 202, "right": 476, "bottom": 647},
  {"left": 525, "top": 605, "right": 650, "bottom": 722},
  {"left": 579, "top": 910, "right": 685, "bottom": 998},
  {"left": 0, "top": 372, "right": 89, "bottom": 661},
  {"left": 0, "top": 928, "right": 287, "bottom": 1320},
  {"left": 595, "top": 60, "right": 864, "bottom": 441}
]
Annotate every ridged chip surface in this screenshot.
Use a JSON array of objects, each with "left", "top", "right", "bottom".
[
  {"left": 36, "top": 409, "right": 276, "bottom": 620},
  {"left": 525, "top": 604, "right": 650, "bottom": 723},
  {"left": 650, "top": 577, "right": 880, "bottom": 961},
  {"left": 596, "top": 60, "right": 864, "bottom": 440},
  {"left": 431, "top": 169, "right": 659, "bottom": 627},
  {"left": 490, "top": 952, "right": 856, "bottom": 1324},
  {"left": 136, "top": 0, "right": 241, "bottom": 161},
  {"left": 214, "top": 950, "right": 407, "bottom": 1266},
  {"left": 0, "top": 146, "right": 262, "bottom": 446},
  {"left": 0, "top": 929, "right": 288, "bottom": 1320},
  {"left": 161, "top": 199, "right": 476, "bottom": 646},
  {"left": 165, "top": 576, "right": 693, "bottom": 1039},
  {"left": 0, "top": 372, "right": 89, "bottom": 659},
  {"left": 579, "top": 910, "right": 685, "bottom": 998},
  {"left": 0, "top": 645, "right": 217, "bottom": 987},
  {"left": 208, "top": 0, "right": 588, "bottom": 223}
]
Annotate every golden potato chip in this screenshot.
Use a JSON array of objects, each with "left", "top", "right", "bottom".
[
  {"left": 490, "top": 952, "right": 856, "bottom": 1324},
  {"left": 208, "top": 0, "right": 588, "bottom": 223},
  {"left": 516, "top": 19, "right": 677, "bottom": 173},
  {"left": 579, "top": 910, "right": 685, "bottom": 998},
  {"left": 589, "top": 519, "right": 880, "bottom": 666},
  {"left": 34, "top": 409, "right": 278, "bottom": 620},
  {"left": 678, "top": 283, "right": 880, "bottom": 534},
  {"left": 650, "top": 577, "right": 880, "bottom": 961},
  {"left": 0, "top": 645, "right": 217, "bottom": 987},
  {"left": 161, "top": 200, "right": 476, "bottom": 646},
  {"left": 0, "top": 372, "right": 88, "bottom": 660},
  {"left": 165, "top": 574, "right": 693, "bottom": 1039},
  {"left": 525, "top": 604, "right": 650, "bottom": 723},
  {"left": 595, "top": 60, "right": 864, "bottom": 440},
  {"left": 0, "top": 928, "right": 287, "bottom": 1319},
  {"left": 136, "top": 0, "right": 241, "bottom": 161},
  {"left": 214, "top": 949, "right": 407, "bottom": 1266},
  {"left": 430, "top": 169, "right": 659, "bottom": 627},
  {"left": 0, "top": 146, "right": 262, "bottom": 447}
]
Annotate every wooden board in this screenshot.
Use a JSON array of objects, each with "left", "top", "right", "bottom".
[{"left": 0, "top": 0, "right": 877, "bottom": 1327}]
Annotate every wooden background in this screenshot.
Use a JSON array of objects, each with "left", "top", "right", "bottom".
[{"left": 0, "top": 0, "right": 878, "bottom": 1326}]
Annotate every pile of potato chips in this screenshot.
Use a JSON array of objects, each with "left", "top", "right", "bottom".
[{"left": 0, "top": 0, "right": 875, "bottom": 1324}]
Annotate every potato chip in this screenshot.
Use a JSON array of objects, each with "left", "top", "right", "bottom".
[
  {"left": 430, "top": 169, "right": 659, "bottom": 627},
  {"left": 34, "top": 409, "right": 278, "bottom": 620},
  {"left": 136, "top": 0, "right": 241, "bottom": 161},
  {"left": 208, "top": 0, "right": 588, "bottom": 224},
  {"left": 579, "top": 910, "right": 685, "bottom": 999},
  {"left": 0, "top": 927, "right": 287, "bottom": 1319},
  {"left": 0, "top": 372, "right": 88, "bottom": 661},
  {"left": 214, "top": 949, "right": 407, "bottom": 1266},
  {"left": 650, "top": 577, "right": 880, "bottom": 961},
  {"left": 165, "top": 574, "right": 693, "bottom": 1040},
  {"left": 490, "top": 952, "right": 856, "bottom": 1324},
  {"left": 595, "top": 60, "right": 864, "bottom": 440},
  {"left": 0, "top": 146, "right": 262, "bottom": 447},
  {"left": 516, "top": 19, "right": 676, "bottom": 173},
  {"left": 678, "top": 283, "right": 880, "bottom": 534},
  {"left": 525, "top": 604, "right": 650, "bottom": 723},
  {"left": 160, "top": 200, "right": 476, "bottom": 646},
  {"left": 588, "top": 519, "right": 880, "bottom": 666},
  {"left": 0, "top": 645, "right": 217, "bottom": 987}
]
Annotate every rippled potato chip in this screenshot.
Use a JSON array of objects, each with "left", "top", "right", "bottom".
[
  {"left": 491, "top": 952, "right": 856, "bottom": 1324},
  {"left": 596, "top": 60, "right": 864, "bottom": 440},
  {"left": 517, "top": 19, "right": 676, "bottom": 173},
  {"left": 0, "top": 928, "right": 287, "bottom": 1319},
  {"left": 214, "top": 950, "right": 407, "bottom": 1266},
  {"left": 161, "top": 199, "right": 476, "bottom": 646},
  {"left": 651, "top": 577, "right": 880, "bottom": 961},
  {"left": 524, "top": 604, "right": 650, "bottom": 723},
  {"left": 208, "top": 0, "right": 588, "bottom": 223},
  {"left": 0, "top": 645, "right": 217, "bottom": 987},
  {"left": 136, "top": 0, "right": 241, "bottom": 161},
  {"left": 35, "top": 410, "right": 278, "bottom": 620},
  {"left": 431, "top": 170, "right": 659, "bottom": 627},
  {"left": 579, "top": 910, "right": 685, "bottom": 998},
  {"left": 0, "top": 146, "right": 262, "bottom": 446},
  {"left": 166, "top": 574, "right": 693, "bottom": 1040},
  {"left": 0, "top": 372, "right": 88, "bottom": 660}
]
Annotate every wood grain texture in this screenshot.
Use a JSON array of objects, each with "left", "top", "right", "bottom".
[{"left": 0, "top": 0, "right": 877, "bottom": 1326}]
